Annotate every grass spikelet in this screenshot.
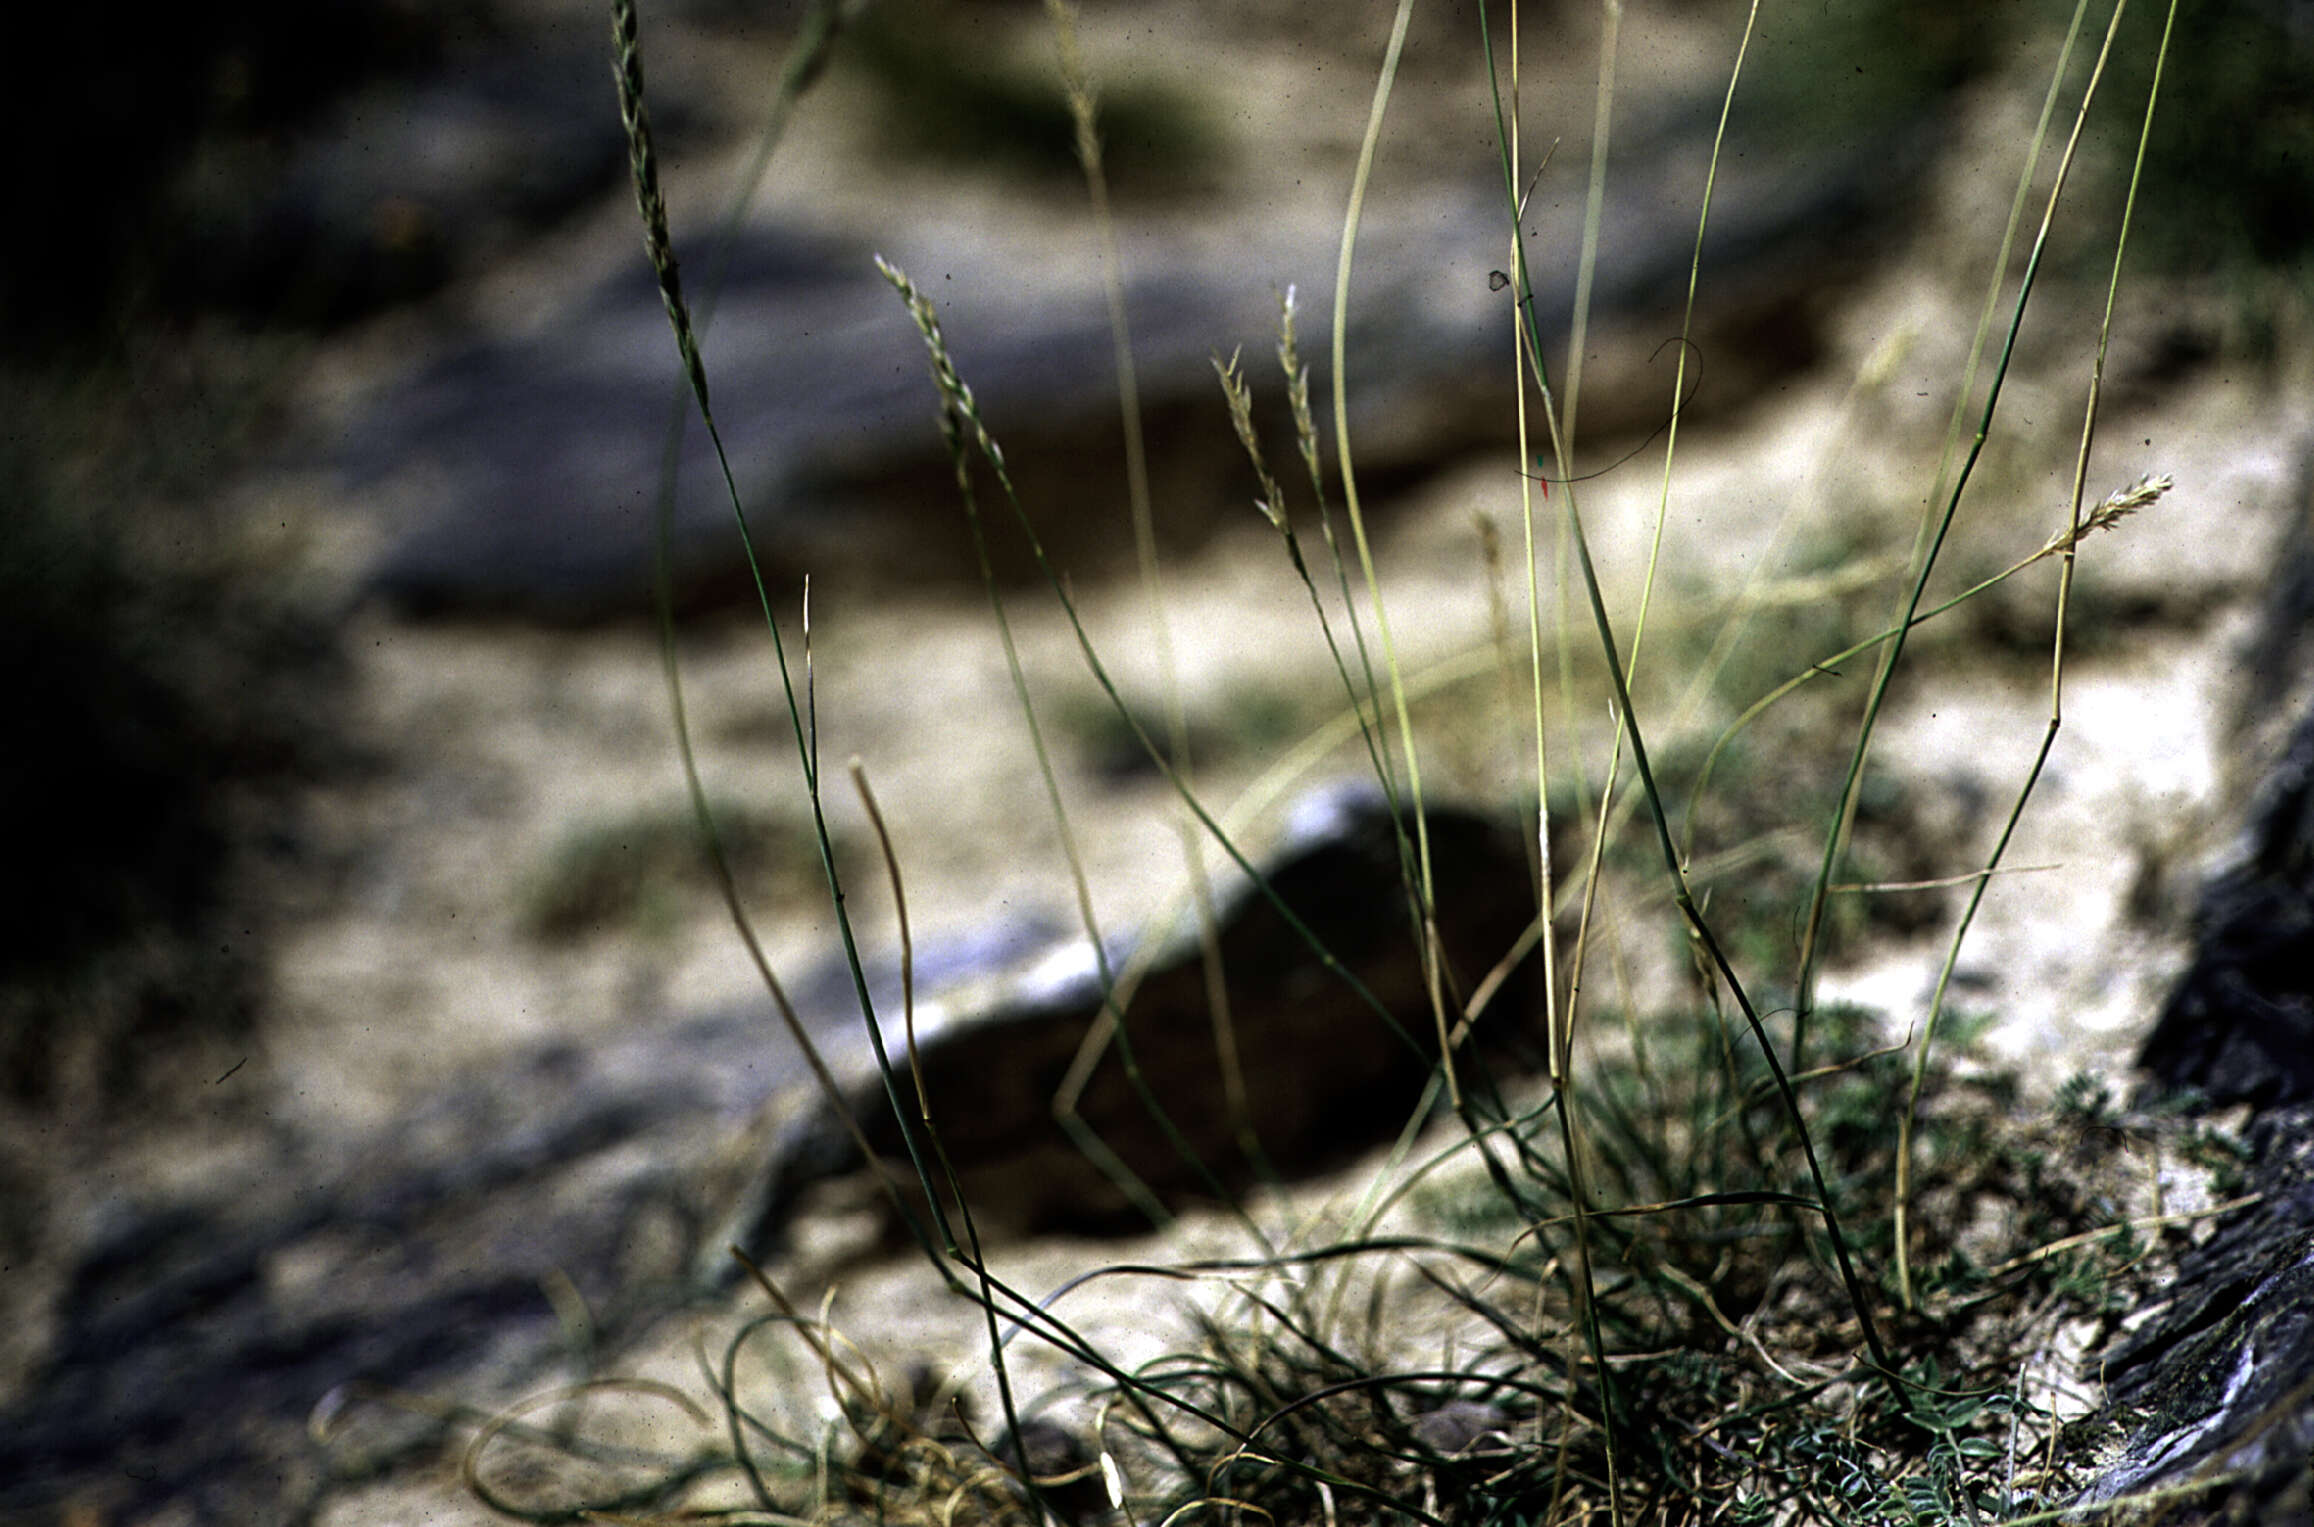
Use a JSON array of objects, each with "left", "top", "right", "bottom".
[
  {"left": 610, "top": 0, "right": 710, "bottom": 415},
  {"left": 2039, "top": 471, "right": 2173, "bottom": 555}
]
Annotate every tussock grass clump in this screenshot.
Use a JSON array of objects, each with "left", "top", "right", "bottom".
[
  {"left": 445, "top": 0, "right": 2215, "bottom": 1520},
  {"left": 1108, "top": 1010, "right": 2175, "bottom": 1526}
]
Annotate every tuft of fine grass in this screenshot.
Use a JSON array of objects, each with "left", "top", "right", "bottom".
[{"left": 495, "top": 0, "right": 2212, "bottom": 1521}]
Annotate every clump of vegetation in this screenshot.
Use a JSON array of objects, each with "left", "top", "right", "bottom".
[
  {"left": 454, "top": 1002, "right": 2202, "bottom": 1524},
  {"left": 1116, "top": 1007, "right": 2169, "bottom": 1527},
  {"left": 519, "top": 797, "right": 826, "bottom": 943},
  {"left": 443, "top": 0, "right": 2227, "bottom": 1520}
]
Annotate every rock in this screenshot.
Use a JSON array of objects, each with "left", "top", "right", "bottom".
[
  {"left": 2090, "top": 485, "right": 2314, "bottom": 1513},
  {"left": 695, "top": 781, "right": 1541, "bottom": 1284},
  {"left": 170, "top": 30, "right": 645, "bottom": 326},
  {"left": 2137, "top": 707, "right": 2314, "bottom": 1108},
  {"left": 0, "top": 0, "right": 450, "bottom": 345},
  {"left": 0, "top": 1007, "right": 786, "bottom": 1524},
  {"left": 2138, "top": 444, "right": 2314, "bottom": 1109},
  {"left": 342, "top": 110, "right": 1932, "bottom": 622},
  {"left": 2078, "top": 1106, "right": 2314, "bottom": 1520}
]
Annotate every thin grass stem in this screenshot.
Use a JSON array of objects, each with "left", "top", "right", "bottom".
[{"left": 1894, "top": 0, "right": 2178, "bottom": 1310}]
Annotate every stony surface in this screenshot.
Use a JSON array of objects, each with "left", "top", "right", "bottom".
[
  {"left": 2081, "top": 1105, "right": 2314, "bottom": 1520},
  {"left": 698, "top": 783, "right": 1540, "bottom": 1281},
  {"left": 2138, "top": 444, "right": 2314, "bottom": 1110},
  {"left": 2086, "top": 468, "right": 2314, "bottom": 1516},
  {"left": 342, "top": 112, "right": 1925, "bottom": 621},
  {"left": 172, "top": 23, "right": 650, "bottom": 326},
  {"left": 0, "top": 786, "right": 1530, "bottom": 1524},
  {"left": 0, "top": 1007, "right": 757, "bottom": 1523}
]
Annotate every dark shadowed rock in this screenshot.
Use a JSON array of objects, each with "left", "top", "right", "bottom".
[
  {"left": 697, "top": 782, "right": 1541, "bottom": 1284},
  {"left": 343, "top": 112, "right": 1931, "bottom": 622},
  {"left": 2137, "top": 708, "right": 2314, "bottom": 1108},
  {"left": 2140, "top": 445, "right": 2314, "bottom": 1109},
  {"left": 0, "top": 1008, "right": 778, "bottom": 1524},
  {"left": 2094, "top": 465, "right": 2314, "bottom": 1514},
  {"left": 171, "top": 30, "right": 645, "bottom": 326},
  {"left": 2079, "top": 1106, "right": 2314, "bottom": 1520}
]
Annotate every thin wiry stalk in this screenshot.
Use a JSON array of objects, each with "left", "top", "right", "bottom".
[
  {"left": 1263, "top": 295, "right": 1458, "bottom": 1067},
  {"left": 1783, "top": 0, "right": 2098, "bottom": 1089},
  {"left": 1329, "top": 0, "right": 1459, "bottom": 1114},
  {"left": 1478, "top": 4, "right": 1624, "bottom": 1512},
  {"left": 1787, "top": 0, "right": 2108, "bottom": 1075},
  {"left": 732, "top": 1230, "right": 1230, "bottom": 1495},
  {"left": 1558, "top": 0, "right": 1621, "bottom": 452},
  {"left": 1656, "top": 356, "right": 1914, "bottom": 876},
  {"left": 905, "top": 285, "right": 1221, "bottom": 1239},
  {"left": 1212, "top": 335, "right": 1451, "bottom": 1070},
  {"left": 1267, "top": 294, "right": 1460, "bottom": 1072},
  {"left": 842, "top": 750, "right": 1039, "bottom": 1373},
  {"left": 463, "top": 1379, "right": 718, "bottom": 1521},
  {"left": 878, "top": 256, "right": 1451, "bottom": 1108},
  {"left": 1678, "top": 489, "right": 2161, "bottom": 843},
  {"left": 849, "top": 761, "right": 927, "bottom": 1124},
  {"left": 1212, "top": 342, "right": 1396, "bottom": 810},
  {"left": 1642, "top": 0, "right": 1756, "bottom": 668},
  {"left": 1558, "top": 0, "right": 1761, "bottom": 1207},
  {"left": 1492, "top": 8, "right": 1564, "bottom": 1120},
  {"left": 1480, "top": 0, "right": 1899, "bottom": 1404},
  {"left": 909, "top": 957, "right": 1066, "bottom": 1527},
  {"left": 1281, "top": 287, "right": 1399, "bottom": 805},
  {"left": 704, "top": 1309, "right": 813, "bottom": 1510},
  {"left": 1045, "top": 0, "right": 1256, "bottom": 1193},
  {"left": 1894, "top": 0, "right": 2178, "bottom": 1310},
  {"left": 1022, "top": 330, "right": 1397, "bottom": 1119},
  {"left": 1924, "top": 0, "right": 2097, "bottom": 559},
  {"left": 612, "top": 0, "right": 943, "bottom": 1262},
  {"left": 880, "top": 259, "right": 1557, "bottom": 1339}
]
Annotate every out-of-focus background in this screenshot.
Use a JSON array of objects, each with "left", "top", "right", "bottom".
[{"left": 4, "top": 0, "right": 2311, "bottom": 1520}]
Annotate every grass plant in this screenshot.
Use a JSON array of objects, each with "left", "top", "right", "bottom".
[{"left": 450, "top": 0, "right": 2233, "bottom": 1520}]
